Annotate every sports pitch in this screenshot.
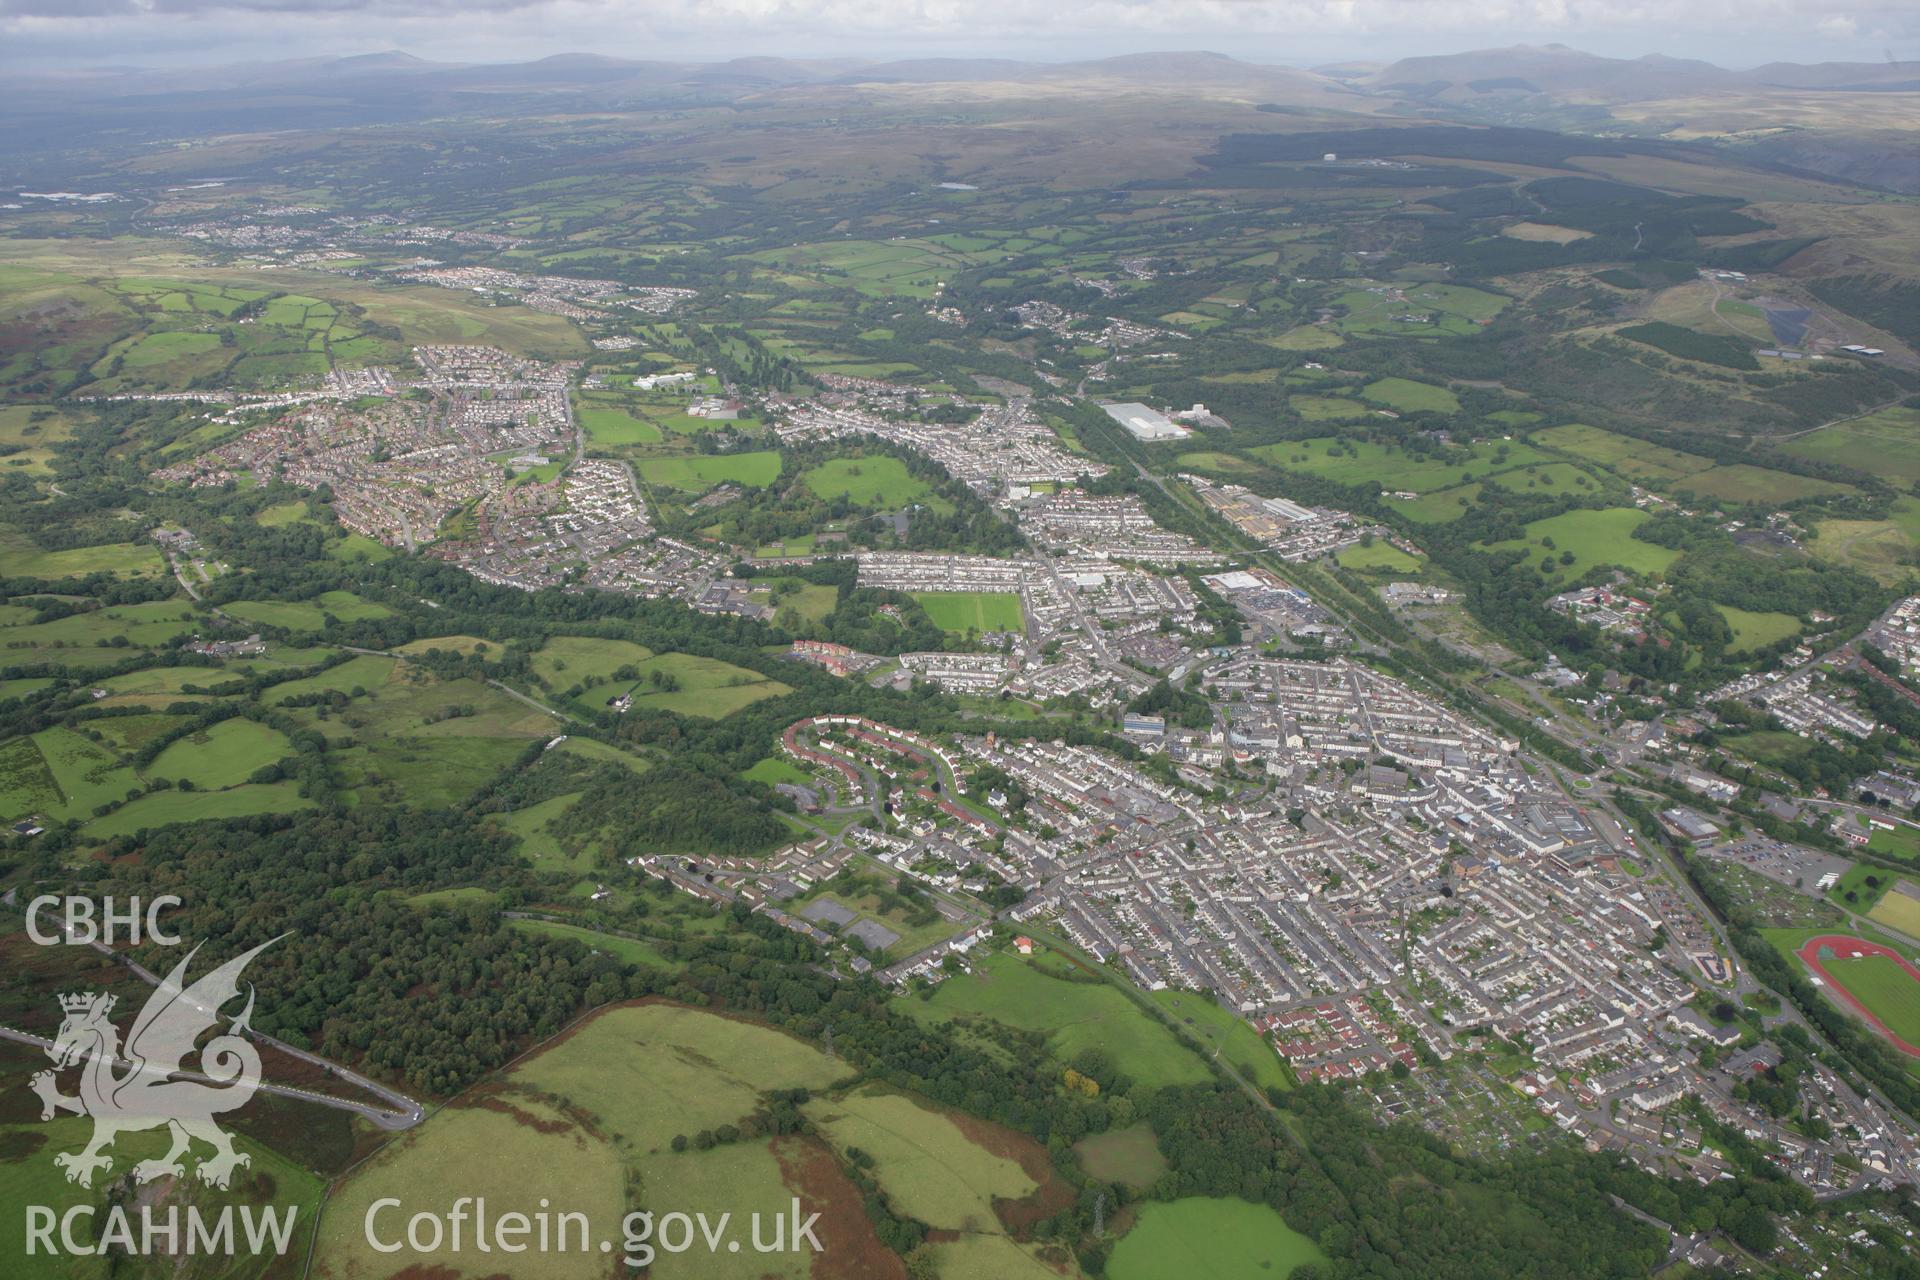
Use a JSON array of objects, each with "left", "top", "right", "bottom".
[{"left": 1796, "top": 934, "right": 1920, "bottom": 1056}]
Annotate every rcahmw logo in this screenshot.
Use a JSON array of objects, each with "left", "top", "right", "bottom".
[{"left": 23, "top": 934, "right": 301, "bottom": 1259}]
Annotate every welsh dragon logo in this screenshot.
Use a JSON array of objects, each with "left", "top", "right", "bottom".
[{"left": 30, "top": 937, "right": 281, "bottom": 1190}]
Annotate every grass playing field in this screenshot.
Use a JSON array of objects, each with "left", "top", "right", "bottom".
[
  {"left": 1869, "top": 888, "right": 1920, "bottom": 939},
  {"left": 1107, "top": 1196, "right": 1326, "bottom": 1280},
  {"left": 911, "top": 590, "right": 1024, "bottom": 635},
  {"left": 742, "top": 755, "right": 815, "bottom": 787},
  {"left": 1823, "top": 955, "right": 1920, "bottom": 1048}
]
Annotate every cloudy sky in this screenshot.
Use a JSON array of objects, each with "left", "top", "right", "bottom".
[{"left": 2, "top": 0, "right": 1915, "bottom": 70}]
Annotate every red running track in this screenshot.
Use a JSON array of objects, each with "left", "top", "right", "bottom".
[{"left": 1794, "top": 934, "right": 1920, "bottom": 1058}]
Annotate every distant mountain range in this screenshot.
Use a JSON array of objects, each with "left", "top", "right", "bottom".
[
  {"left": 8, "top": 45, "right": 1917, "bottom": 190},
  {"left": 1345, "top": 43, "right": 1920, "bottom": 101},
  {"left": 12, "top": 48, "right": 1343, "bottom": 100},
  {"left": 19, "top": 44, "right": 1918, "bottom": 102}
]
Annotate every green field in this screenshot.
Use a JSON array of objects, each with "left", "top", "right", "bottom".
[
  {"left": 1781, "top": 406, "right": 1920, "bottom": 487},
  {"left": 270, "top": 653, "right": 401, "bottom": 699},
  {"left": 579, "top": 401, "right": 664, "bottom": 445},
  {"left": 1075, "top": 1122, "right": 1167, "bottom": 1189},
  {"left": 1488, "top": 507, "right": 1679, "bottom": 581},
  {"left": 1258, "top": 436, "right": 1550, "bottom": 494},
  {"left": 909, "top": 949, "right": 1214, "bottom": 1088},
  {"left": 800, "top": 455, "right": 932, "bottom": 506},
  {"left": 1331, "top": 283, "right": 1507, "bottom": 338},
  {"left": 0, "top": 526, "right": 164, "bottom": 579},
  {"left": 1390, "top": 482, "right": 1482, "bottom": 523},
  {"left": 0, "top": 600, "right": 200, "bottom": 650},
  {"left": 1812, "top": 496, "right": 1920, "bottom": 585},
  {"left": 1715, "top": 604, "right": 1801, "bottom": 653},
  {"left": 1533, "top": 423, "right": 1715, "bottom": 484},
  {"left": 223, "top": 590, "right": 392, "bottom": 631},
  {"left": 270, "top": 660, "right": 558, "bottom": 807},
  {"left": 1108, "top": 1197, "right": 1326, "bottom": 1280},
  {"left": 533, "top": 638, "right": 785, "bottom": 718},
  {"left": 1867, "top": 821, "right": 1920, "bottom": 862},
  {"left": 639, "top": 450, "right": 782, "bottom": 491},
  {"left": 1361, "top": 376, "right": 1459, "bottom": 414},
  {"left": 149, "top": 717, "right": 293, "bottom": 789},
  {"left": 86, "top": 782, "right": 312, "bottom": 836},
  {"left": 1868, "top": 888, "right": 1920, "bottom": 939},
  {"left": 807, "top": 1085, "right": 1063, "bottom": 1276},
  {"left": 316, "top": 1091, "right": 626, "bottom": 1280},
  {"left": 1176, "top": 450, "right": 1262, "bottom": 475},
  {"left": 1866, "top": 886, "right": 1920, "bottom": 936},
  {"left": 911, "top": 590, "right": 1024, "bottom": 635},
  {"left": 318, "top": 1003, "right": 861, "bottom": 1280},
  {"left": 1151, "top": 987, "right": 1294, "bottom": 1094},
  {"left": 1486, "top": 461, "right": 1602, "bottom": 498},
  {"left": 626, "top": 652, "right": 792, "bottom": 718},
  {"left": 809, "top": 1086, "right": 1033, "bottom": 1229},
  {"left": 507, "top": 918, "right": 675, "bottom": 968},
  {"left": 255, "top": 499, "right": 314, "bottom": 527},
  {"left": 551, "top": 735, "right": 652, "bottom": 775},
  {"left": 1289, "top": 395, "right": 1370, "bottom": 421},
  {"left": 3, "top": 727, "right": 138, "bottom": 822},
  {"left": 1531, "top": 423, "right": 1851, "bottom": 504},
  {"left": 515, "top": 1003, "right": 847, "bottom": 1152},
  {"left": 1336, "top": 541, "right": 1420, "bottom": 572},
  {"left": 1675, "top": 463, "right": 1853, "bottom": 504},
  {"left": 0, "top": 1108, "right": 325, "bottom": 1280},
  {"left": 743, "top": 755, "right": 814, "bottom": 787},
  {"left": 497, "top": 791, "right": 591, "bottom": 870},
  {"left": 1825, "top": 955, "right": 1920, "bottom": 1046},
  {"left": 532, "top": 634, "right": 657, "bottom": 688},
  {"left": 392, "top": 634, "right": 501, "bottom": 660},
  {"left": 1827, "top": 862, "right": 1892, "bottom": 911}
]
